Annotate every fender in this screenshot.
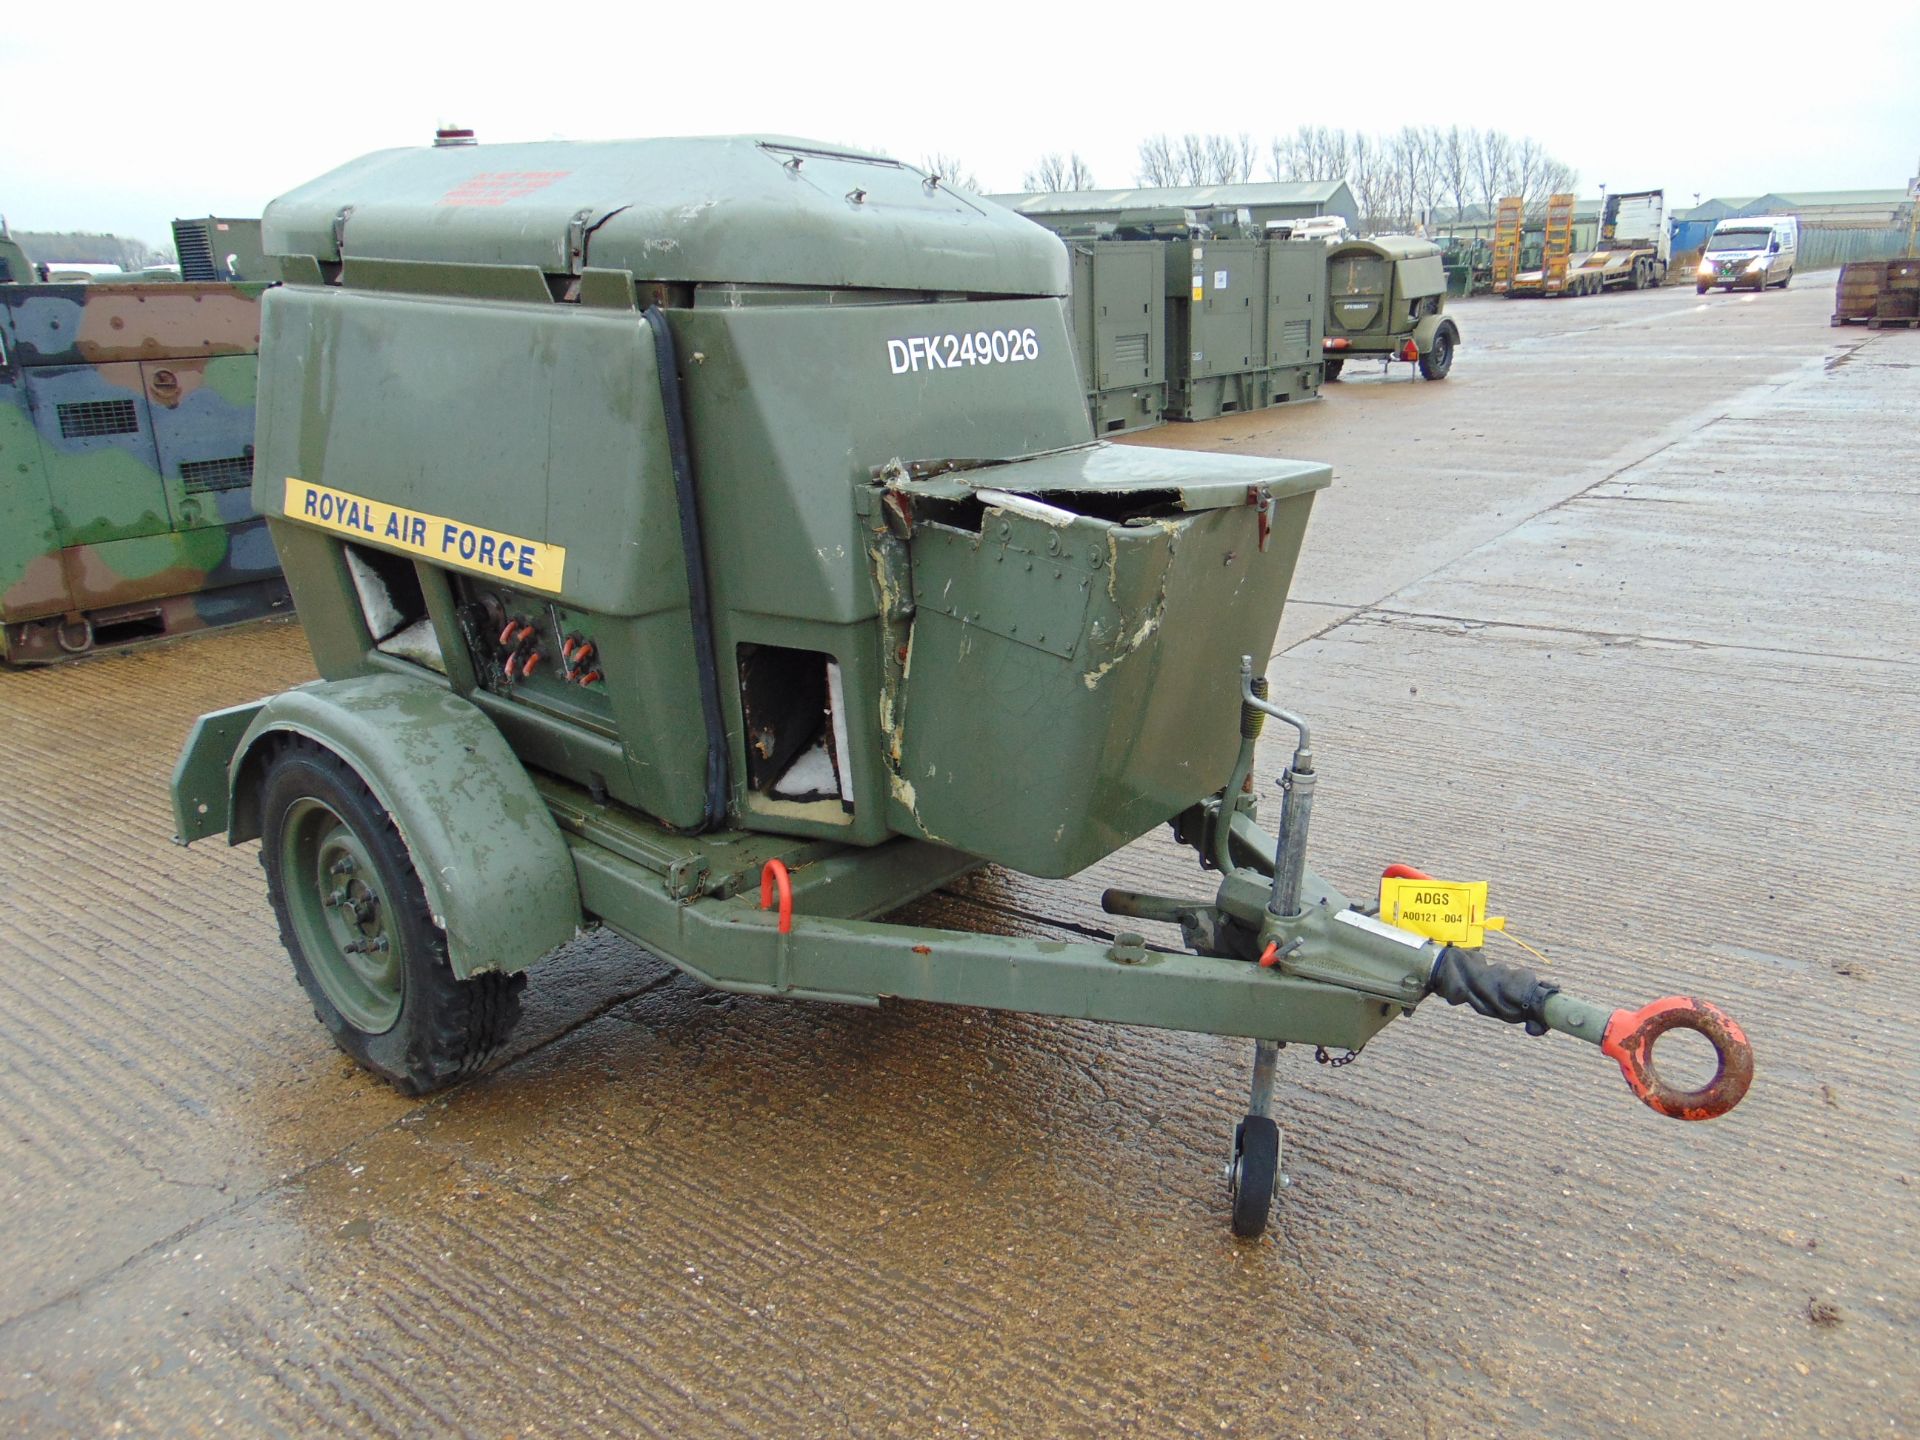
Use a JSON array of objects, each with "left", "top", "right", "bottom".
[
  {"left": 176, "top": 673, "right": 581, "bottom": 978},
  {"left": 1413, "top": 314, "right": 1460, "bottom": 355}
]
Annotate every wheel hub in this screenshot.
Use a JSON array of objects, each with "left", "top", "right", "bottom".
[{"left": 281, "top": 799, "right": 404, "bottom": 1033}]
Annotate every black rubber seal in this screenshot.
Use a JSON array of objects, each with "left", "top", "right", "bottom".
[
  {"left": 645, "top": 305, "right": 729, "bottom": 831},
  {"left": 1428, "top": 946, "right": 1561, "bottom": 1037}
]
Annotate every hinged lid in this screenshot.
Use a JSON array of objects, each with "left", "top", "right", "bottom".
[{"left": 877, "top": 443, "right": 1331, "bottom": 514}]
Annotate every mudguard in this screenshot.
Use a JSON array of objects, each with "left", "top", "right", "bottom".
[
  {"left": 178, "top": 673, "right": 581, "bottom": 978},
  {"left": 1413, "top": 314, "right": 1460, "bottom": 356}
]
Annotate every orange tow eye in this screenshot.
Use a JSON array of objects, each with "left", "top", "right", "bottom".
[
  {"left": 1601, "top": 996, "right": 1753, "bottom": 1121},
  {"left": 759, "top": 859, "right": 792, "bottom": 935}
]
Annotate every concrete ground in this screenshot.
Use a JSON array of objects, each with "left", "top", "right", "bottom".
[{"left": 1, "top": 277, "right": 1914, "bottom": 1438}]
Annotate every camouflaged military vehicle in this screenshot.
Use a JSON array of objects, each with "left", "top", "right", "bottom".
[
  {"left": 173, "top": 136, "right": 1750, "bottom": 1239},
  {"left": 1, "top": 274, "right": 287, "bottom": 663}
]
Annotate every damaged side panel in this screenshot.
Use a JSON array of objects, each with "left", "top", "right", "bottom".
[{"left": 870, "top": 442, "right": 1327, "bottom": 876}]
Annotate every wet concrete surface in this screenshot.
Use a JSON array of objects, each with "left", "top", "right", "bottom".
[{"left": 1, "top": 277, "right": 1914, "bottom": 1436}]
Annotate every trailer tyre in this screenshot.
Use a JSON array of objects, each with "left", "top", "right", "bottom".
[
  {"left": 1323, "top": 358, "right": 1344, "bottom": 382},
  {"left": 259, "top": 737, "right": 524, "bottom": 1094},
  {"left": 1418, "top": 329, "right": 1454, "bottom": 381},
  {"left": 1229, "top": 1114, "right": 1280, "bottom": 1238}
]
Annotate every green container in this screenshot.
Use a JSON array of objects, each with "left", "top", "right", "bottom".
[{"left": 1068, "top": 240, "right": 1165, "bottom": 435}]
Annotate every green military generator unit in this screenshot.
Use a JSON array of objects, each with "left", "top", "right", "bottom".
[
  {"left": 1157, "top": 233, "right": 1326, "bottom": 420},
  {"left": 1, "top": 277, "right": 288, "bottom": 663},
  {"left": 1010, "top": 204, "right": 1325, "bottom": 429},
  {"left": 1322, "top": 236, "right": 1461, "bottom": 382},
  {"left": 1066, "top": 238, "right": 1167, "bottom": 434},
  {"left": 173, "top": 135, "right": 1750, "bottom": 1240}
]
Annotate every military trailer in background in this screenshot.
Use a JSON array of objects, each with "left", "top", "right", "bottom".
[
  {"left": 1436, "top": 235, "right": 1492, "bottom": 296},
  {"left": 1007, "top": 203, "right": 1324, "bottom": 430},
  {"left": 1321, "top": 236, "right": 1460, "bottom": 381},
  {"left": 171, "top": 135, "right": 1752, "bottom": 1241},
  {"left": 1, "top": 276, "right": 287, "bottom": 663}
]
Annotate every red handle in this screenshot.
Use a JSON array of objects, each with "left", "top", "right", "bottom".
[
  {"left": 759, "top": 859, "right": 792, "bottom": 935},
  {"left": 1382, "top": 863, "right": 1432, "bottom": 880},
  {"left": 1601, "top": 996, "right": 1753, "bottom": 1121}
]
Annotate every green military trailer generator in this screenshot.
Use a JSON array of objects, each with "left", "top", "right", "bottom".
[
  {"left": 1322, "top": 236, "right": 1460, "bottom": 382},
  {"left": 1, "top": 274, "right": 289, "bottom": 663},
  {"left": 172, "top": 136, "right": 1749, "bottom": 1239}
]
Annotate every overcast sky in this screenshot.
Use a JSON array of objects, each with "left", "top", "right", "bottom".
[{"left": 5, "top": 1, "right": 1917, "bottom": 246}]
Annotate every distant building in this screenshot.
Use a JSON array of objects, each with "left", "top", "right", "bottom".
[
  {"left": 988, "top": 180, "right": 1359, "bottom": 233},
  {"left": 1675, "top": 190, "right": 1913, "bottom": 229}
]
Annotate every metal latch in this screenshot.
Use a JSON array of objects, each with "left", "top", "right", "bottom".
[{"left": 1247, "top": 485, "right": 1273, "bottom": 551}]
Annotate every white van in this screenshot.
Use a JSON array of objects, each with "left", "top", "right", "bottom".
[{"left": 1696, "top": 215, "right": 1798, "bottom": 293}]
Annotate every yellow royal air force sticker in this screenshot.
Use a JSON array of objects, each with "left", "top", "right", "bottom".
[{"left": 284, "top": 478, "right": 567, "bottom": 593}]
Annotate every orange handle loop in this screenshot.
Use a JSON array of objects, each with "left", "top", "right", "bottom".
[
  {"left": 759, "top": 859, "right": 792, "bottom": 935},
  {"left": 1600, "top": 996, "right": 1753, "bottom": 1121},
  {"left": 1382, "top": 863, "right": 1432, "bottom": 880}
]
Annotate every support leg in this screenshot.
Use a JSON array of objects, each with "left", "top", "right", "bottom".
[{"left": 1230, "top": 1039, "right": 1282, "bottom": 1239}]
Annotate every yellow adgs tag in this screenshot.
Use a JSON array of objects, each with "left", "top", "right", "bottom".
[
  {"left": 285, "top": 478, "right": 567, "bottom": 593},
  {"left": 1379, "top": 876, "right": 1499, "bottom": 949}
]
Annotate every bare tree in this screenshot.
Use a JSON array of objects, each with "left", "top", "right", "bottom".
[
  {"left": 1349, "top": 133, "right": 1382, "bottom": 231},
  {"left": 1268, "top": 123, "right": 1572, "bottom": 233},
  {"left": 1137, "top": 134, "right": 1182, "bottom": 186},
  {"left": 1174, "top": 134, "right": 1209, "bottom": 186},
  {"left": 1535, "top": 159, "right": 1579, "bottom": 210},
  {"left": 1137, "top": 132, "right": 1259, "bottom": 187},
  {"left": 1472, "top": 129, "right": 1514, "bottom": 221},
  {"left": 1385, "top": 126, "right": 1444, "bottom": 234},
  {"left": 1510, "top": 138, "right": 1579, "bottom": 217},
  {"left": 1022, "top": 152, "right": 1097, "bottom": 192},
  {"left": 1202, "top": 133, "right": 1257, "bottom": 184},
  {"left": 921, "top": 153, "right": 981, "bottom": 191},
  {"left": 1271, "top": 125, "right": 1352, "bottom": 183},
  {"left": 1436, "top": 126, "right": 1475, "bottom": 229}
]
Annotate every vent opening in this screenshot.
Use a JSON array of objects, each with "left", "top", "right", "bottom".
[
  {"left": 57, "top": 399, "right": 139, "bottom": 439},
  {"left": 179, "top": 453, "right": 255, "bottom": 494},
  {"left": 171, "top": 222, "right": 219, "bottom": 282}
]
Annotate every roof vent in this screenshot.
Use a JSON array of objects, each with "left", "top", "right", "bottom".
[{"left": 433, "top": 126, "right": 477, "bottom": 148}]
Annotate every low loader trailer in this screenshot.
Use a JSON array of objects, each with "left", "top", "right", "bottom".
[
  {"left": 1499, "top": 190, "right": 1669, "bottom": 299},
  {"left": 173, "top": 136, "right": 1751, "bottom": 1240}
]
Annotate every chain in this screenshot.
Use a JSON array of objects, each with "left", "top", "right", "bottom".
[{"left": 1314, "top": 1046, "right": 1361, "bottom": 1068}]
